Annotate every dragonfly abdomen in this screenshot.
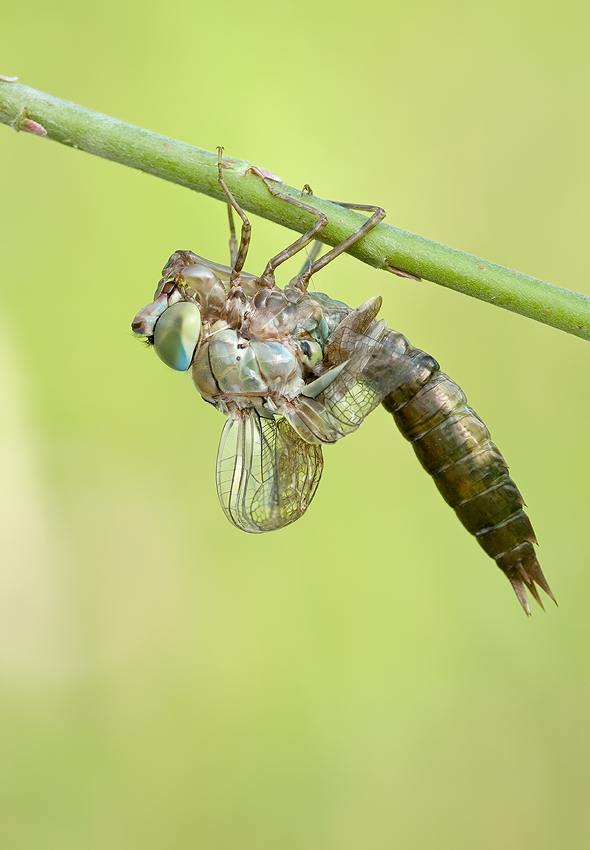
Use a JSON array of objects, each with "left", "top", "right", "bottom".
[{"left": 382, "top": 357, "right": 554, "bottom": 613}]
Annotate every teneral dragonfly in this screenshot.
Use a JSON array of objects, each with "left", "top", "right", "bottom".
[{"left": 132, "top": 150, "right": 554, "bottom": 614}]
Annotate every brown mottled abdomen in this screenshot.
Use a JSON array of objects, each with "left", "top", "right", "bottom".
[{"left": 381, "top": 336, "right": 553, "bottom": 613}]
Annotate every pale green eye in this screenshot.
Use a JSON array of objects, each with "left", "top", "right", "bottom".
[{"left": 153, "top": 302, "right": 202, "bottom": 371}]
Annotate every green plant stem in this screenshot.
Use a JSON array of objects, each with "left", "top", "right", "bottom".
[{"left": 2, "top": 80, "right": 590, "bottom": 341}]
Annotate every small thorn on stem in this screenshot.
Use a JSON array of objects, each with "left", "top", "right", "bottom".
[
  {"left": 22, "top": 118, "right": 47, "bottom": 135},
  {"left": 11, "top": 106, "right": 47, "bottom": 135}
]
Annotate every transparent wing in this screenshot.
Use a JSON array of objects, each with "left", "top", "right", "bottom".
[
  {"left": 284, "top": 323, "right": 416, "bottom": 445},
  {"left": 318, "top": 324, "right": 413, "bottom": 437},
  {"left": 216, "top": 411, "right": 323, "bottom": 533}
]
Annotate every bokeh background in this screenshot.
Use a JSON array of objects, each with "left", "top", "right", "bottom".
[{"left": 2, "top": 2, "right": 590, "bottom": 848}]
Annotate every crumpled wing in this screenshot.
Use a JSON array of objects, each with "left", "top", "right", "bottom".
[
  {"left": 284, "top": 322, "right": 414, "bottom": 445},
  {"left": 320, "top": 354, "right": 387, "bottom": 436},
  {"left": 317, "top": 323, "right": 412, "bottom": 438},
  {"left": 216, "top": 411, "right": 324, "bottom": 533}
]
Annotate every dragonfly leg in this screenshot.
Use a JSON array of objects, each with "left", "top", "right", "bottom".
[
  {"left": 226, "top": 202, "right": 238, "bottom": 268},
  {"left": 217, "top": 147, "right": 251, "bottom": 283},
  {"left": 385, "top": 264, "right": 421, "bottom": 281},
  {"left": 247, "top": 167, "right": 328, "bottom": 288},
  {"left": 297, "top": 239, "right": 324, "bottom": 277},
  {"left": 295, "top": 202, "right": 386, "bottom": 290},
  {"left": 309, "top": 197, "right": 419, "bottom": 281}
]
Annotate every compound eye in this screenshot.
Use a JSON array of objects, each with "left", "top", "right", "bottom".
[{"left": 153, "top": 301, "right": 202, "bottom": 371}]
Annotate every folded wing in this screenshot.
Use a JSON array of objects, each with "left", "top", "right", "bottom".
[{"left": 216, "top": 411, "right": 324, "bottom": 533}]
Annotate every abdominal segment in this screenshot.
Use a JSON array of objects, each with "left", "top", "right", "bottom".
[{"left": 380, "top": 337, "right": 553, "bottom": 613}]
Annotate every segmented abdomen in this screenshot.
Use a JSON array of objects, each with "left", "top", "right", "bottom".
[{"left": 380, "top": 332, "right": 553, "bottom": 613}]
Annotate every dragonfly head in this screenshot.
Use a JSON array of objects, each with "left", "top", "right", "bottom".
[
  {"left": 132, "top": 282, "right": 202, "bottom": 372},
  {"left": 133, "top": 256, "right": 234, "bottom": 371}
]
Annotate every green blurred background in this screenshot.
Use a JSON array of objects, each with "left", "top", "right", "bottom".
[{"left": 2, "top": 1, "right": 590, "bottom": 847}]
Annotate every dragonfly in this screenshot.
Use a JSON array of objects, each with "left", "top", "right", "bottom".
[{"left": 132, "top": 149, "right": 554, "bottom": 614}]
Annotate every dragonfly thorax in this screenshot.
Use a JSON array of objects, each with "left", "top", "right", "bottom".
[{"left": 192, "top": 324, "right": 306, "bottom": 414}]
